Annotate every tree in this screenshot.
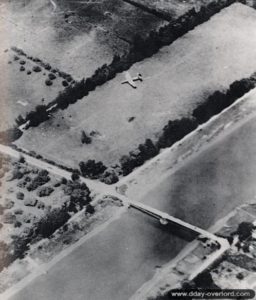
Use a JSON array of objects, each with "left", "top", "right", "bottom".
[
  {"left": 101, "top": 168, "right": 119, "bottom": 184},
  {"left": 18, "top": 155, "right": 26, "bottom": 163},
  {"left": 36, "top": 207, "right": 70, "bottom": 238},
  {"left": 79, "top": 160, "right": 107, "bottom": 178},
  {"left": 71, "top": 172, "right": 80, "bottom": 181},
  {"left": 236, "top": 222, "right": 254, "bottom": 241},
  {"left": 81, "top": 130, "right": 92, "bottom": 144},
  {"left": 194, "top": 272, "right": 214, "bottom": 288},
  {"left": 85, "top": 204, "right": 95, "bottom": 215},
  {"left": 45, "top": 79, "right": 53, "bottom": 86},
  {"left": 15, "top": 114, "right": 26, "bottom": 126},
  {"left": 157, "top": 118, "right": 198, "bottom": 148},
  {"left": 138, "top": 139, "right": 159, "bottom": 160},
  {"left": 26, "top": 105, "right": 49, "bottom": 127},
  {"left": 119, "top": 155, "right": 134, "bottom": 176},
  {"left": 192, "top": 91, "right": 226, "bottom": 124},
  {"left": 227, "top": 79, "right": 255, "bottom": 102}
]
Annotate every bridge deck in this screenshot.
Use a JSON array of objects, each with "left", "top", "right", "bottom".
[{"left": 127, "top": 199, "right": 219, "bottom": 241}]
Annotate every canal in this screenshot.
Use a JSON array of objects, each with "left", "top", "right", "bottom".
[{"left": 12, "top": 116, "right": 256, "bottom": 300}]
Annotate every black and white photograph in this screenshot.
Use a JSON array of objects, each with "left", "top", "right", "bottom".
[{"left": 0, "top": 0, "right": 256, "bottom": 299}]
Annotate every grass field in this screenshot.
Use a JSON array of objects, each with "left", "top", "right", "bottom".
[
  {"left": 0, "top": 0, "right": 167, "bottom": 130},
  {"left": 0, "top": 48, "right": 65, "bottom": 131},
  {"left": 1, "top": 0, "right": 166, "bottom": 80},
  {"left": 15, "top": 3, "right": 256, "bottom": 169}
]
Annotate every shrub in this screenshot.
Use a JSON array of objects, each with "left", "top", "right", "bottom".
[
  {"left": 20, "top": 66, "right": 25, "bottom": 72},
  {"left": 37, "top": 186, "right": 54, "bottom": 197},
  {"left": 14, "top": 209, "right": 23, "bottom": 215},
  {"left": 37, "top": 200, "right": 45, "bottom": 210},
  {"left": 236, "top": 272, "right": 244, "bottom": 280},
  {"left": 79, "top": 160, "right": 107, "bottom": 178},
  {"left": 61, "top": 177, "right": 67, "bottom": 184},
  {"left": 35, "top": 207, "right": 70, "bottom": 238},
  {"left": 12, "top": 168, "right": 24, "bottom": 180},
  {"left": 54, "top": 181, "right": 61, "bottom": 187},
  {"left": 18, "top": 155, "right": 26, "bottom": 163},
  {"left": 101, "top": 168, "right": 119, "bottom": 184},
  {"left": 62, "top": 80, "right": 69, "bottom": 87},
  {"left": 14, "top": 221, "right": 22, "bottom": 228},
  {"left": 38, "top": 169, "right": 49, "bottom": 177},
  {"left": 44, "top": 63, "right": 51, "bottom": 71},
  {"left": 45, "top": 79, "right": 53, "bottom": 86},
  {"left": 48, "top": 73, "right": 56, "bottom": 80},
  {"left": 27, "top": 173, "right": 50, "bottom": 191},
  {"left": 24, "top": 198, "right": 38, "bottom": 207},
  {"left": 10, "top": 234, "right": 32, "bottom": 262},
  {"left": 19, "top": 60, "right": 26, "bottom": 65},
  {"left": 81, "top": 130, "right": 92, "bottom": 144},
  {"left": 32, "top": 65, "right": 42, "bottom": 72},
  {"left": 69, "top": 189, "right": 90, "bottom": 210},
  {"left": 85, "top": 204, "right": 95, "bottom": 215},
  {"left": 236, "top": 222, "right": 254, "bottom": 241},
  {"left": 16, "top": 192, "right": 24, "bottom": 200},
  {"left": 71, "top": 172, "right": 80, "bottom": 181},
  {"left": 194, "top": 271, "right": 214, "bottom": 288}
]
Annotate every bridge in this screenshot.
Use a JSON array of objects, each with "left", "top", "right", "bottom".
[
  {"left": 113, "top": 194, "right": 230, "bottom": 281},
  {"left": 116, "top": 195, "right": 219, "bottom": 241}
]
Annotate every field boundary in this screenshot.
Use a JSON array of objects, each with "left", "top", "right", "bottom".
[{"left": 16, "top": 0, "right": 239, "bottom": 131}]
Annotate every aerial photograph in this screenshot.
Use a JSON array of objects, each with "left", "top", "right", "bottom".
[{"left": 1, "top": 0, "right": 256, "bottom": 299}]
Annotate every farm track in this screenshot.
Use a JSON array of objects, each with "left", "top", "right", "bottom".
[{"left": 0, "top": 144, "right": 111, "bottom": 195}]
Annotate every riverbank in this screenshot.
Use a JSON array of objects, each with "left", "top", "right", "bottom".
[
  {"left": 118, "top": 88, "right": 256, "bottom": 201},
  {"left": 132, "top": 202, "right": 256, "bottom": 300},
  {"left": 0, "top": 196, "right": 125, "bottom": 299},
  {"left": 127, "top": 89, "right": 256, "bottom": 299}
]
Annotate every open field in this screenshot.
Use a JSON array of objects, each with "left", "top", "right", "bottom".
[
  {"left": 0, "top": 48, "right": 66, "bottom": 131},
  {"left": 0, "top": 0, "right": 166, "bottom": 81},
  {"left": 16, "top": 3, "right": 256, "bottom": 169},
  {"left": 0, "top": 0, "right": 167, "bottom": 130}
]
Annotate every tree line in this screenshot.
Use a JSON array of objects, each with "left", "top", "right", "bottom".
[
  {"left": 77, "top": 73, "right": 256, "bottom": 183},
  {"left": 21, "top": 0, "right": 238, "bottom": 128},
  {"left": 16, "top": 73, "right": 256, "bottom": 184}
]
